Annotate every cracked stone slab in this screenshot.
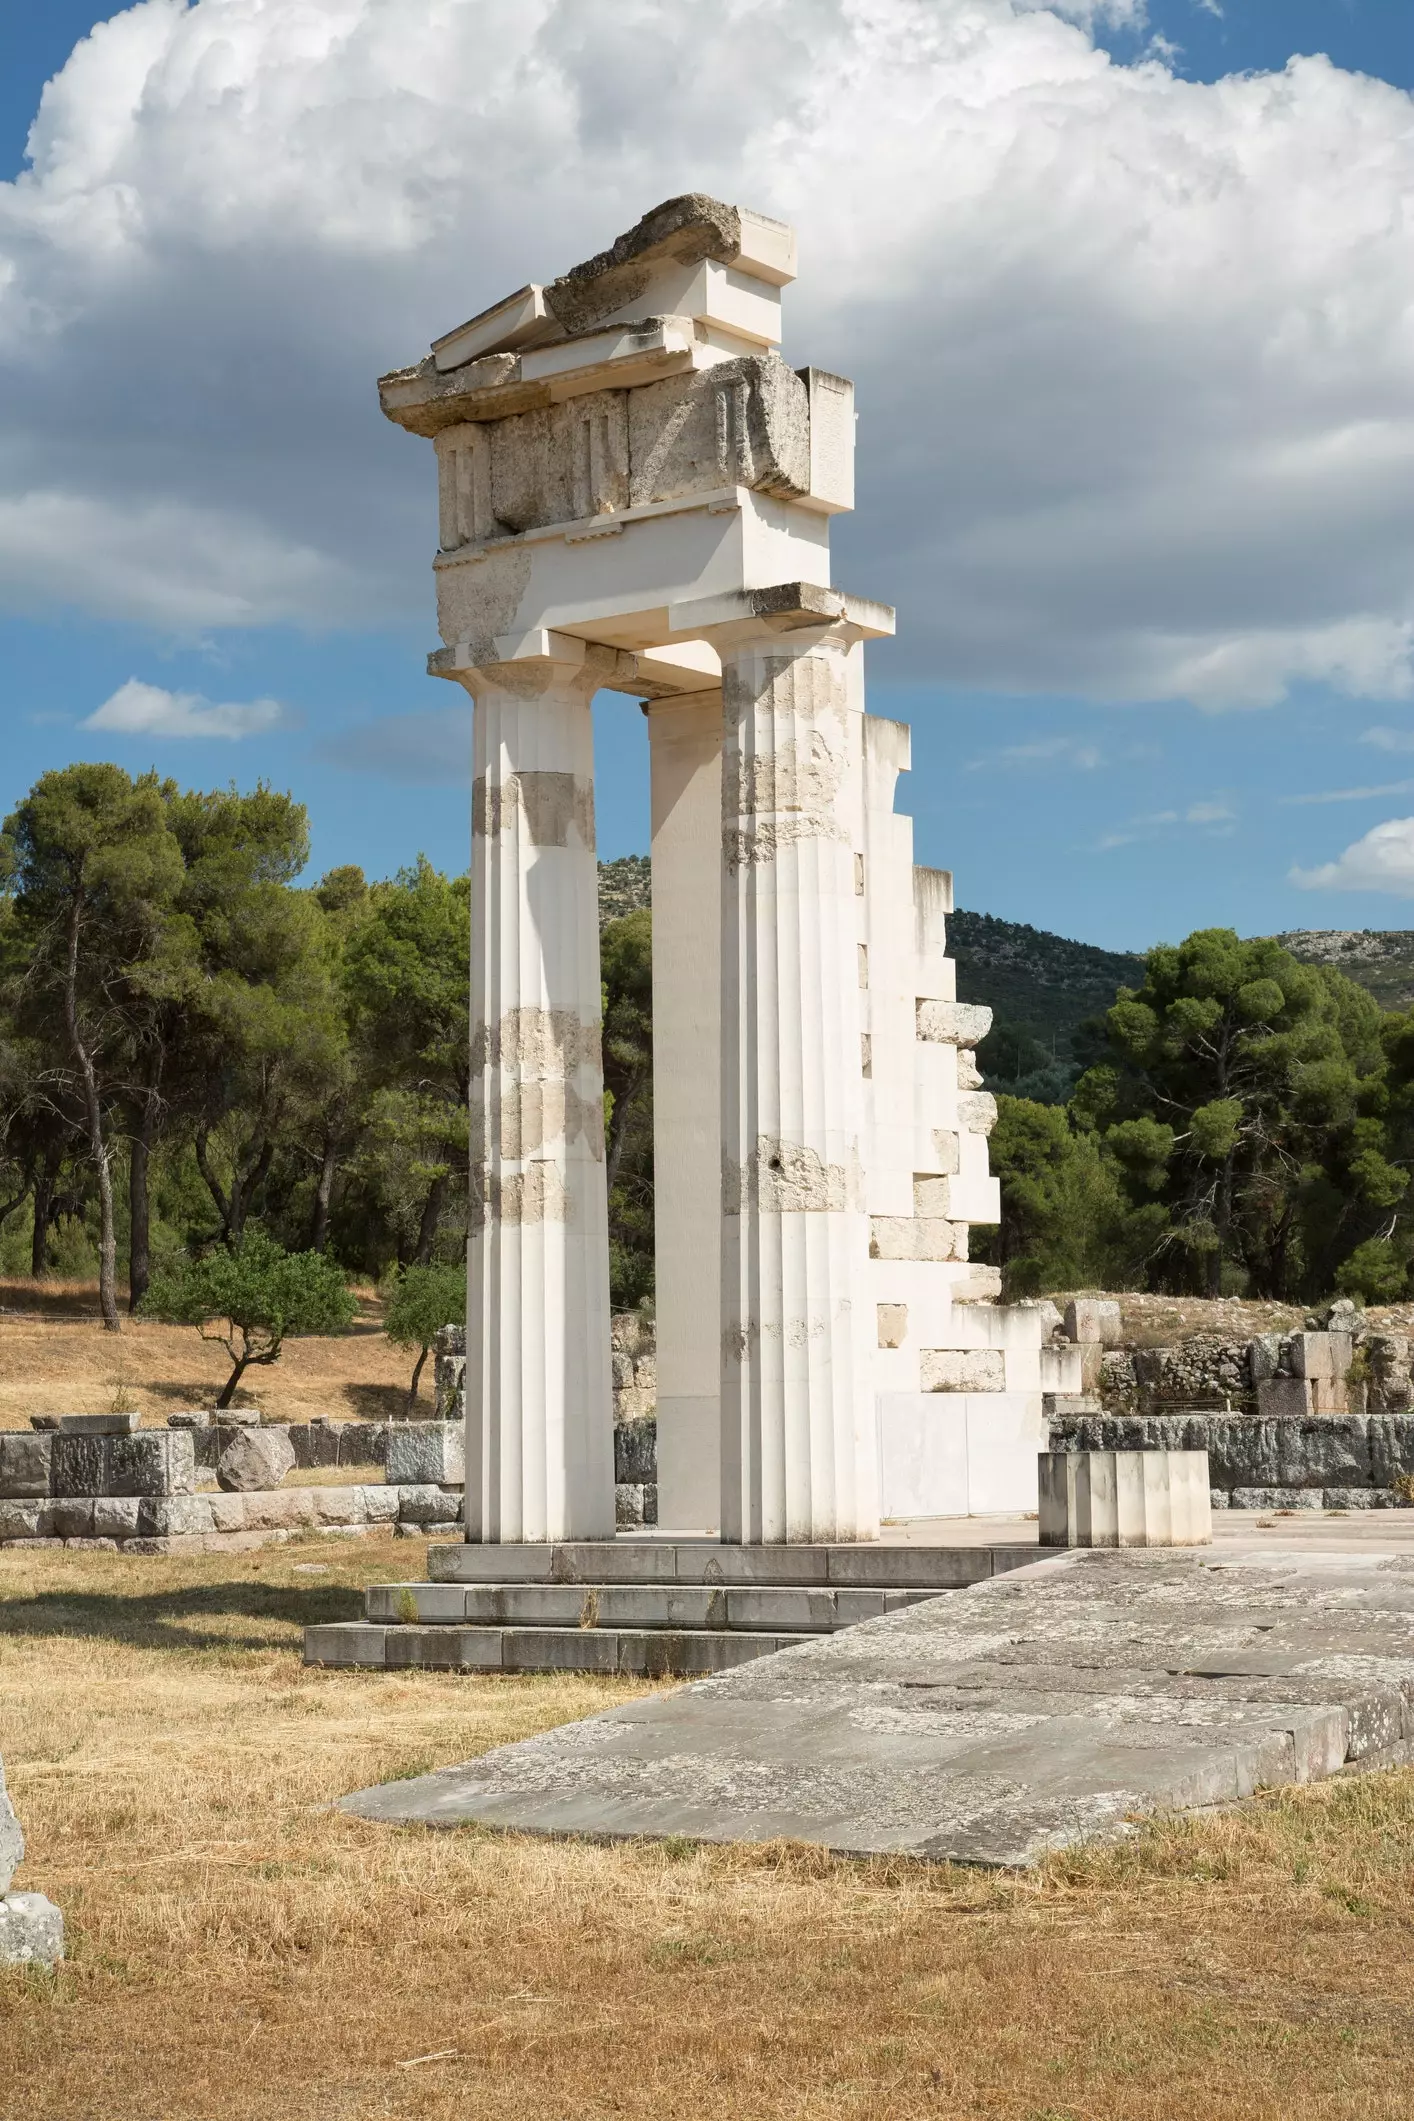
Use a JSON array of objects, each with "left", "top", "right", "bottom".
[{"left": 340, "top": 1549, "right": 1414, "bottom": 1866}]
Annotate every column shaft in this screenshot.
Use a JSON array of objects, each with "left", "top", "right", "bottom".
[
  {"left": 464, "top": 664, "right": 615, "bottom": 1542},
  {"left": 719, "top": 631, "right": 878, "bottom": 1543},
  {"left": 647, "top": 689, "right": 724, "bottom": 1532}
]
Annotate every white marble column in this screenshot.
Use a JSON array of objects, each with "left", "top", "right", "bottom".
[
  {"left": 646, "top": 688, "right": 724, "bottom": 1532},
  {"left": 461, "top": 643, "right": 615, "bottom": 1542},
  {"left": 718, "top": 625, "right": 878, "bottom": 1543}
]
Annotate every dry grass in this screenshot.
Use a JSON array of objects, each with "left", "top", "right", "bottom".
[
  {"left": 0, "top": 1278, "right": 416, "bottom": 1429},
  {"left": 3, "top": 1541, "right": 1414, "bottom": 2119}
]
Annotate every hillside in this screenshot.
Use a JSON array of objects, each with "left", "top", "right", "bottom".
[
  {"left": 1278, "top": 930, "right": 1414, "bottom": 1010},
  {"left": 949, "top": 909, "right": 1144, "bottom": 1100}
]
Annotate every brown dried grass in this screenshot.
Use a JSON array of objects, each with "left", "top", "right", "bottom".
[
  {"left": 0, "top": 1279, "right": 414, "bottom": 1430},
  {"left": 3, "top": 1538, "right": 1414, "bottom": 2119}
]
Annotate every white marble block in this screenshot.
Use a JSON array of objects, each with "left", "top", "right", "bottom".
[{"left": 1039, "top": 1450, "right": 1212, "bottom": 1548}]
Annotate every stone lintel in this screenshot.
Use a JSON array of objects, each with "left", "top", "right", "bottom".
[
  {"left": 667, "top": 581, "right": 895, "bottom": 645},
  {"left": 430, "top": 631, "right": 722, "bottom": 698}
]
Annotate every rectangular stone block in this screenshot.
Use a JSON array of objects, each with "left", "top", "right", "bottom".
[
  {"left": 57, "top": 1413, "right": 140, "bottom": 1436},
  {"left": 51, "top": 1431, "right": 195, "bottom": 1499},
  {"left": 41, "top": 1499, "right": 95, "bottom": 1539},
  {"left": 1289, "top": 1332, "right": 1347, "bottom": 1381},
  {"left": 136, "top": 1496, "right": 215, "bottom": 1537},
  {"left": 385, "top": 1424, "right": 465, "bottom": 1487},
  {"left": 920, "top": 1348, "right": 1006, "bottom": 1394},
  {"left": 1063, "top": 1299, "right": 1123, "bottom": 1347},
  {"left": 614, "top": 1418, "right": 657, "bottom": 1485},
  {"left": 1039, "top": 1450, "right": 1211, "bottom": 1547},
  {"left": 0, "top": 1502, "right": 41, "bottom": 1540},
  {"left": 1256, "top": 1376, "right": 1315, "bottom": 1420},
  {"left": 0, "top": 1434, "right": 52, "bottom": 1498},
  {"left": 869, "top": 1216, "right": 962, "bottom": 1263},
  {"left": 92, "top": 1496, "right": 142, "bottom": 1539},
  {"left": 915, "top": 1000, "right": 992, "bottom": 1046}
]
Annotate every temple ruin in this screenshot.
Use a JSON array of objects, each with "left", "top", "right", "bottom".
[{"left": 378, "top": 194, "right": 1080, "bottom": 1544}]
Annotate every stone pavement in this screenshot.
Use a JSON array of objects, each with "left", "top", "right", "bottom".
[{"left": 342, "top": 1541, "right": 1414, "bottom": 1865}]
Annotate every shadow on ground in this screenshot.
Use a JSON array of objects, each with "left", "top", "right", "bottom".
[
  {"left": 0, "top": 1578, "right": 367, "bottom": 1654},
  {"left": 341, "top": 1382, "right": 415, "bottom": 1421}
]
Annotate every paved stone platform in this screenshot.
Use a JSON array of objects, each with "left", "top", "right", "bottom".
[{"left": 341, "top": 1546, "right": 1414, "bottom": 1865}]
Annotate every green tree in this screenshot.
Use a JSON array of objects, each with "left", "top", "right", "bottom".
[
  {"left": 600, "top": 909, "right": 654, "bottom": 1308},
  {"left": 1081, "top": 930, "right": 1395, "bottom": 1298},
  {"left": 383, "top": 1260, "right": 467, "bottom": 1414},
  {"left": 0, "top": 766, "right": 184, "bottom": 1329},
  {"left": 342, "top": 859, "right": 470, "bottom": 1264},
  {"left": 140, "top": 1227, "right": 354, "bottom": 1408}
]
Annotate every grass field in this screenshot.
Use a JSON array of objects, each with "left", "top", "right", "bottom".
[
  {"left": 0, "top": 1278, "right": 412, "bottom": 1430},
  {"left": 3, "top": 1537, "right": 1414, "bottom": 2120}
]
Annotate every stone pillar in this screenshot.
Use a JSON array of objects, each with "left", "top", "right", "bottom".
[
  {"left": 461, "top": 642, "right": 615, "bottom": 1542},
  {"left": 718, "top": 625, "right": 878, "bottom": 1543},
  {"left": 646, "top": 689, "right": 724, "bottom": 1532}
]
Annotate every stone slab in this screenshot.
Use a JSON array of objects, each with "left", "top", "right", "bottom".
[
  {"left": 362, "top": 1581, "right": 933, "bottom": 1632},
  {"left": 307, "top": 1623, "right": 811, "bottom": 1676},
  {"left": 425, "top": 1541, "right": 1036, "bottom": 1589},
  {"left": 341, "top": 1548, "right": 1414, "bottom": 1865}
]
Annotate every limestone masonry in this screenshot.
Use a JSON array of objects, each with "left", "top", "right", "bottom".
[{"left": 382, "top": 193, "right": 1080, "bottom": 1542}]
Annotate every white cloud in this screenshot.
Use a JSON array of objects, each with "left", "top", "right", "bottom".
[
  {"left": 0, "top": 1, "right": 1410, "bottom": 714},
  {"left": 83, "top": 678, "right": 283, "bottom": 740},
  {"left": 1291, "top": 818, "right": 1414, "bottom": 896},
  {"left": 1361, "top": 727, "right": 1414, "bottom": 754},
  {"left": 1281, "top": 779, "right": 1414, "bottom": 807},
  {"left": 968, "top": 734, "right": 1103, "bottom": 770},
  {"left": 1095, "top": 794, "right": 1234, "bottom": 847}
]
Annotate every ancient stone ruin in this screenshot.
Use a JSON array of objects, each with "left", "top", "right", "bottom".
[{"left": 378, "top": 191, "right": 1081, "bottom": 1545}]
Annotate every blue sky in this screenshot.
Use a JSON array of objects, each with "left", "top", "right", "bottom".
[{"left": 1, "top": 1, "right": 1412, "bottom": 949}]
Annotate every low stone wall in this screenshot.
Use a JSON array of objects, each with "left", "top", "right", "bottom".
[
  {"left": 1051, "top": 1410, "right": 1414, "bottom": 1510},
  {"left": 0, "top": 1481, "right": 463, "bottom": 1553}
]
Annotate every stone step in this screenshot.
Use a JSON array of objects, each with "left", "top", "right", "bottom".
[
  {"left": 425, "top": 1540, "right": 1035, "bottom": 1590},
  {"left": 364, "top": 1580, "right": 938, "bottom": 1632},
  {"left": 305, "top": 1622, "right": 812, "bottom": 1677}
]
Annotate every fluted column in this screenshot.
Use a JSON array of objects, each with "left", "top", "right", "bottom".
[
  {"left": 718, "top": 625, "right": 878, "bottom": 1543},
  {"left": 461, "top": 644, "right": 615, "bottom": 1542}
]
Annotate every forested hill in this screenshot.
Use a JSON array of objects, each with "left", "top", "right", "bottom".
[{"left": 948, "top": 909, "right": 1144, "bottom": 1101}]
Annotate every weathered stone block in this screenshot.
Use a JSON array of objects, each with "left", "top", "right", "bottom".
[
  {"left": 0, "top": 1502, "right": 41, "bottom": 1540},
  {"left": 57, "top": 1412, "right": 140, "bottom": 1436},
  {"left": 396, "top": 1484, "right": 464, "bottom": 1525},
  {"left": 240, "top": 1488, "right": 313, "bottom": 1531},
  {"left": 385, "top": 1424, "right": 465, "bottom": 1487},
  {"left": 615, "top": 1418, "right": 657, "bottom": 1486},
  {"left": 40, "top": 1500, "right": 95, "bottom": 1539},
  {"left": 921, "top": 1349, "right": 1006, "bottom": 1393},
  {"left": 1039, "top": 1450, "right": 1211, "bottom": 1547},
  {"left": 869, "top": 1217, "right": 962, "bottom": 1263},
  {"left": 916, "top": 1000, "right": 992, "bottom": 1046},
  {"left": 92, "top": 1496, "right": 142, "bottom": 1539},
  {"left": 0, "top": 1893, "right": 63, "bottom": 1966},
  {"left": 313, "top": 1487, "right": 367, "bottom": 1526},
  {"left": 137, "top": 1496, "right": 215, "bottom": 1537},
  {"left": 1063, "top": 1299, "right": 1123, "bottom": 1348},
  {"left": 107, "top": 1432, "right": 195, "bottom": 1497},
  {"left": 956, "top": 1093, "right": 997, "bottom": 1136},
  {"left": 1248, "top": 1335, "right": 1283, "bottom": 1384},
  {"left": 1290, "top": 1331, "right": 1352, "bottom": 1382},
  {"left": 206, "top": 1492, "right": 247, "bottom": 1533},
  {"left": 1257, "top": 1376, "right": 1314, "bottom": 1421},
  {"left": 0, "top": 1434, "right": 51, "bottom": 1498},
  {"left": 217, "top": 1427, "right": 296, "bottom": 1493},
  {"left": 51, "top": 1430, "right": 194, "bottom": 1498},
  {"left": 611, "top": 1351, "right": 635, "bottom": 1388}
]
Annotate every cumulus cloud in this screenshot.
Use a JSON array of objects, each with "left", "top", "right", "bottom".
[
  {"left": 84, "top": 679, "right": 283, "bottom": 739},
  {"left": 0, "top": 0, "right": 1411, "bottom": 710},
  {"left": 1291, "top": 819, "right": 1414, "bottom": 896}
]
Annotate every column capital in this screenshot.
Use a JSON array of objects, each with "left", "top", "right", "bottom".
[{"left": 665, "top": 582, "right": 895, "bottom": 654}]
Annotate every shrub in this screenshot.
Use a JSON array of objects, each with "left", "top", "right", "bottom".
[{"left": 140, "top": 1227, "right": 354, "bottom": 1408}]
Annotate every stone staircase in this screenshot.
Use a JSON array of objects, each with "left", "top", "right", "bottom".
[{"left": 304, "top": 1539, "right": 1037, "bottom": 1677}]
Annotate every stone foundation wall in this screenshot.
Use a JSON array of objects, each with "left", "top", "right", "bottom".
[
  {"left": 0, "top": 1481, "right": 463, "bottom": 1553},
  {"left": 1050, "top": 1410, "right": 1414, "bottom": 1510}
]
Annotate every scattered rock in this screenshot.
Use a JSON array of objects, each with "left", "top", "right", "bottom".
[{"left": 217, "top": 1426, "right": 296, "bottom": 1493}]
